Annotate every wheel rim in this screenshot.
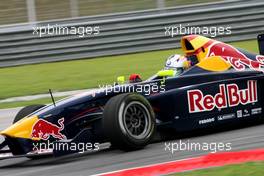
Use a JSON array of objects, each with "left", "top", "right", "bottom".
[{"left": 122, "top": 101, "right": 152, "bottom": 139}]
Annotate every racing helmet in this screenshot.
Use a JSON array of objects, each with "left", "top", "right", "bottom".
[{"left": 164, "top": 54, "right": 190, "bottom": 76}]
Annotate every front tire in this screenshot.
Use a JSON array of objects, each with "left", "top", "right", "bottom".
[
  {"left": 103, "top": 93, "right": 156, "bottom": 151},
  {"left": 13, "top": 104, "right": 45, "bottom": 123},
  {"left": 13, "top": 104, "right": 46, "bottom": 159}
]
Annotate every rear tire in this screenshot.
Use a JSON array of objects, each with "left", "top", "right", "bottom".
[
  {"left": 13, "top": 104, "right": 45, "bottom": 124},
  {"left": 103, "top": 93, "right": 156, "bottom": 151}
]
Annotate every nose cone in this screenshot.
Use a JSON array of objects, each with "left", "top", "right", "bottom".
[{"left": 0, "top": 116, "right": 39, "bottom": 140}]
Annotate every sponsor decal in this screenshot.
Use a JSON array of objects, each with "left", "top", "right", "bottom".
[
  {"left": 174, "top": 116, "right": 180, "bottom": 120},
  {"left": 251, "top": 107, "right": 262, "bottom": 115},
  {"left": 242, "top": 109, "right": 250, "bottom": 117},
  {"left": 237, "top": 109, "right": 251, "bottom": 118},
  {"left": 187, "top": 80, "right": 257, "bottom": 113},
  {"left": 199, "top": 117, "right": 215, "bottom": 125},
  {"left": 31, "top": 118, "right": 67, "bottom": 140},
  {"left": 217, "top": 113, "right": 235, "bottom": 121},
  {"left": 207, "top": 41, "right": 264, "bottom": 72},
  {"left": 237, "top": 110, "right": 243, "bottom": 118},
  {"left": 222, "top": 56, "right": 264, "bottom": 72}
]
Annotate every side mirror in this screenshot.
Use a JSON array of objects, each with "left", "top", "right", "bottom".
[
  {"left": 157, "top": 70, "right": 174, "bottom": 77},
  {"left": 117, "top": 76, "right": 125, "bottom": 84}
]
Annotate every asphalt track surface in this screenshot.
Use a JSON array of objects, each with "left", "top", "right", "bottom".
[{"left": 0, "top": 108, "right": 264, "bottom": 176}]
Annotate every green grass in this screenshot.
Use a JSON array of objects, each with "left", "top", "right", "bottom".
[
  {"left": 170, "top": 161, "right": 264, "bottom": 176},
  {"left": 0, "top": 39, "right": 258, "bottom": 101},
  {"left": 0, "top": 49, "right": 178, "bottom": 99}
]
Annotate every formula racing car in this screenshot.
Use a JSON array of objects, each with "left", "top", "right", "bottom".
[{"left": 1, "top": 34, "right": 264, "bottom": 159}]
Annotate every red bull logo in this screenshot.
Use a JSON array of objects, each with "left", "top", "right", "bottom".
[
  {"left": 187, "top": 80, "right": 258, "bottom": 113},
  {"left": 31, "top": 118, "right": 66, "bottom": 140},
  {"left": 207, "top": 42, "right": 264, "bottom": 72}
]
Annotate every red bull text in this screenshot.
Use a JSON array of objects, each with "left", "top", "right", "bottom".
[{"left": 187, "top": 80, "right": 258, "bottom": 113}]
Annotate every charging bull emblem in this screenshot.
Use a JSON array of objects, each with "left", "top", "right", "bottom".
[
  {"left": 207, "top": 42, "right": 264, "bottom": 72},
  {"left": 31, "top": 118, "right": 66, "bottom": 140}
]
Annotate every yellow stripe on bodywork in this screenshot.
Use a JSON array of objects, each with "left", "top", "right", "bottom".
[
  {"left": 0, "top": 116, "right": 39, "bottom": 140},
  {"left": 196, "top": 56, "right": 231, "bottom": 72},
  {"left": 196, "top": 46, "right": 210, "bottom": 62},
  {"left": 181, "top": 35, "right": 211, "bottom": 54},
  {"left": 189, "top": 36, "right": 211, "bottom": 50}
]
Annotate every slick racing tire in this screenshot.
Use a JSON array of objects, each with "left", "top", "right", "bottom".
[
  {"left": 103, "top": 93, "right": 156, "bottom": 151},
  {"left": 13, "top": 104, "right": 45, "bottom": 124},
  {"left": 13, "top": 104, "right": 46, "bottom": 160}
]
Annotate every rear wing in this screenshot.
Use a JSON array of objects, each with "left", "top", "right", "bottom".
[{"left": 258, "top": 34, "right": 264, "bottom": 55}]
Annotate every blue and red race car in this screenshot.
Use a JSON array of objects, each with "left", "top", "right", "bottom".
[{"left": 1, "top": 34, "right": 264, "bottom": 159}]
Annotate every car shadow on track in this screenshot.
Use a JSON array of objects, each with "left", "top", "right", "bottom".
[
  {"left": 156, "top": 118, "right": 264, "bottom": 141},
  {"left": 0, "top": 146, "right": 112, "bottom": 169},
  {"left": 0, "top": 119, "right": 263, "bottom": 169}
]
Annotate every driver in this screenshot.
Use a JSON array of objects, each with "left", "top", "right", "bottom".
[{"left": 164, "top": 54, "right": 198, "bottom": 76}]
